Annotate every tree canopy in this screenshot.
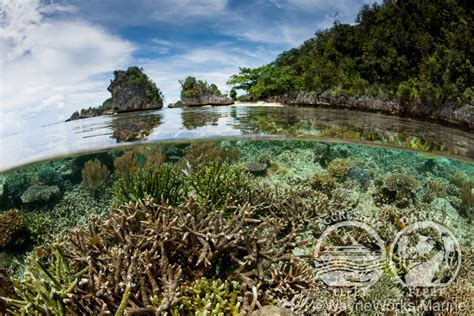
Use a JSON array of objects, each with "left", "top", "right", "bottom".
[
  {"left": 228, "top": 0, "right": 473, "bottom": 107},
  {"left": 180, "top": 76, "right": 223, "bottom": 99}
]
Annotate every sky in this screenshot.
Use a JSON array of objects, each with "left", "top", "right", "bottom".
[{"left": 0, "top": 0, "right": 379, "bottom": 137}]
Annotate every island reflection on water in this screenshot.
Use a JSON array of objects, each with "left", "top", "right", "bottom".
[{"left": 0, "top": 105, "right": 473, "bottom": 172}]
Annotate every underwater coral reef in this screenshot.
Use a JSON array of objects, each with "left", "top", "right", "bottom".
[{"left": 0, "top": 140, "right": 472, "bottom": 314}]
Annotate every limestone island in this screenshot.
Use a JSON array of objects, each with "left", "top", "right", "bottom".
[
  {"left": 67, "top": 67, "right": 164, "bottom": 121},
  {"left": 175, "top": 76, "right": 234, "bottom": 107}
]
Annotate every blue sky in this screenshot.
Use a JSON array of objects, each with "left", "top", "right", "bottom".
[{"left": 0, "top": 0, "right": 379, "bottom": 137}]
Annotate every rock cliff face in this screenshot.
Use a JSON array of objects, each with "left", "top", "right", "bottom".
[
  {"left": 107, "top": 69, "right": 163, "bottom": 112},
  {"left": 181, "top": 94, "right": 234, "bottom": 106},
  {"left": 269, "top": 92, "right": 474, "bottom": 132}
]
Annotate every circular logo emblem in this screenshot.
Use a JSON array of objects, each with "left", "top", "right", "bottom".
[
  {"left": 389, "top": 221, "right": 461, "bottom": 287},
  {"left": 314, "top": 221, "right": 385, "bottom": 287}
]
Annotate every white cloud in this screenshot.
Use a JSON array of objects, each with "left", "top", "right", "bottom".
[
  {"left": 0, "top": 0, "right": 134, "bottom": 137},
  {"left": 149, "top": 0, "right": 228, "bottom": 22}
]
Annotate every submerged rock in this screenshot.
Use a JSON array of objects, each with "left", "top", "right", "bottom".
[
  {"left": 20, "top": 184, "right": 61, "bottom": 205},
  {"left": 245, "top": 161, "right": 268, "bottom": 176}
]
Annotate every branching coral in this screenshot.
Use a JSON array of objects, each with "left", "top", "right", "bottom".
[
  {"left": 2, "top": 246, "right": 87, "bottom": 315},
  {"left": 113, "top": 163, "right": 188, "bottom": 206},
  {"left": 173, "top": 278, "right": 241, "bottom": 315},
  {"left": 189, "top": 162, "right": 253, "bottom": 207},
  {"left": 5, "top": 196, "right": 304, "bottom": 314},
  {"left": 265, "top": 261, "right": 315, "bottom": 301},
  {"left": 81, "top": 159, "right": 110, "bottom": 195}
]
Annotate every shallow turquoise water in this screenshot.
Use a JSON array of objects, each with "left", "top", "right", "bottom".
[
  {"left": 1, "top": 106, "right": 472, "bottom": 173},
  {"left": 0, "top": 107, "right": 472, "bottom": 314}
]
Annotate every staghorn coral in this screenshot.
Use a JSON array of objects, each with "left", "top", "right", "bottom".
[
  {"left": 113, "top": 163, "right": 188, "bottom": 206},
  {"left": 6, "top": 196, "right": 304, "bottom": 314},
  {"left": 375, "top": 173, "right": 419, "bottom": 208},
  {"left": 81, "top": 159, "right": 110, "bottom": 195},
  {"left": 20, "top": 184, "right": 61, "bottom": 206},
  {"left": 265, "top": 261, "right": 315, "bottom": 301},
  {"left": 0, "top": 209, "right": 27, "bottom": 249},
  {"left": 172, "top": 278, "right": 241, "bottom": 315},
  {"left": 251, "top": 186, "right": 353, "bottom": 237}
]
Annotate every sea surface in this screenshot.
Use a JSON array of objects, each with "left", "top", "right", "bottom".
[{"left": 1, "top": 105, "right": 473, "bottom": 172}]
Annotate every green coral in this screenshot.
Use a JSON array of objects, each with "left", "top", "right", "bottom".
[
  {"left": 189, "top": 162, "right": 252, "bottom": 207},
  {"left": 2, "top": 246, "right": 87, "bottom": 315},
  {"left": 21, "top": 212, "right": 52, "bottom": 244},
  {"left": 173, "top": 278, "right": 241, "bottom": 315},
  {"left": 113, "top": 163, "right": 188, "bottom": 206}
]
